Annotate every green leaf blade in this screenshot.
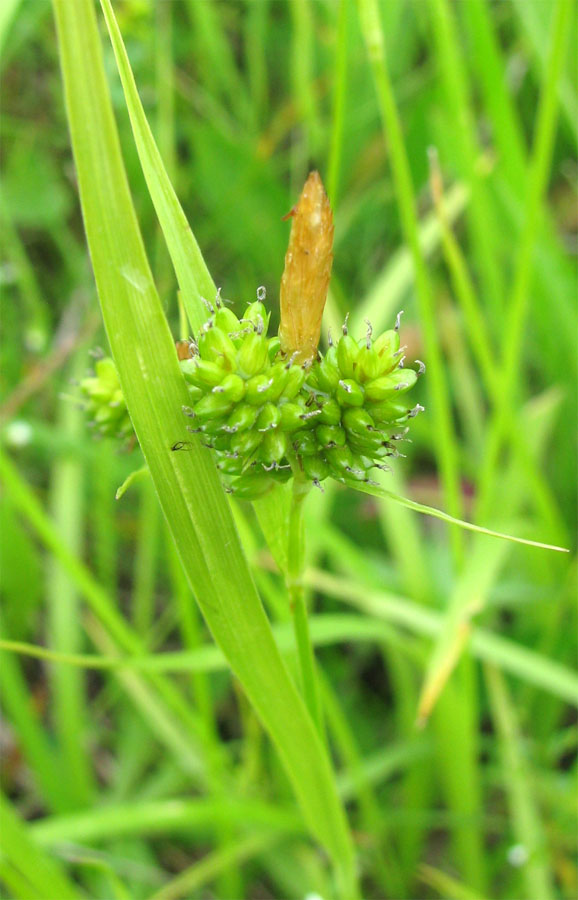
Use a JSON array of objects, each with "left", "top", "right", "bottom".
[
  {"left": 52, "top": 0, "right": 357, "bottom": 892},
  {"left": 99, "top": 0, "right": 215, "bottom": 336},
  {"left": 343, "top": 479, "right": 569, "bottom": 553}
]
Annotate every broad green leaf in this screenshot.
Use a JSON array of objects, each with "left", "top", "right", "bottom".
[{"left": 51, "top": 0, "right": 357, "bottom": 893}]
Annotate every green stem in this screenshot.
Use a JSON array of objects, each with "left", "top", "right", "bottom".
[{"left": 287, "top": 475, "right": 323, "bottom": 735}]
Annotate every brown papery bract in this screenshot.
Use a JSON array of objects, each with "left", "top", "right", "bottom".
[{"left": 279, "top": 171, "right": 334, "bottom": 364}]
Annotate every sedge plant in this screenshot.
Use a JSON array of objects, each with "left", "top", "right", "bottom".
[{"left": 1, "top": 0, "right": 569, "bottom": 896}]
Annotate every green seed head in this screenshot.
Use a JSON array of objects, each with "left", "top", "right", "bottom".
[
  {"left": 257, "top": 403, "right": 281, "bottom": 432},
  {"left": 336, "top": 333, "right": 359, "bottom": 379},
  {"left": 237, "top": 332, "right": 270, "bottom": 378},
  {"left": 260, "top": 430, "right": 288, "bottom": 466},
  {"left": 79, "top": 356, "right": 132, "bottom": 440},
  {"left": 181, "top": 299, "right": 423, "bottom": 494},
  {"left": 336, "top": 378, "right": 365, "bottom": 407},
  {"left": 81, "top": 299, "right": 422, "bottom": 498},
  {"left": 198, "top": 324, "right": 237, "bottom": 367},
  {"left": 214, "top": 307, "right": 242, "bottom": 336}
]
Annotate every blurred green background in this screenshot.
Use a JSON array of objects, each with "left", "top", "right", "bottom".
[{"left": 0, "top": 1, "right": 576, "bottom": 898}]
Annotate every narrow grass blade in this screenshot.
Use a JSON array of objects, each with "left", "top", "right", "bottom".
[
  {"left": 47, "top": 353, "right": 96, "bottom": 807},
  {"left": 99, "top": 0, "right": 215, "bottom": 336},
  {"left": 29, "top": 740, "right": 425, "bottom": 849},
  {"left": 0, "top": 448, "right": 207, "bottom": 779},
  {"left": 0, "top": 646, "right": 75, "bottom": 813},
  {"left": 304, "top": 573, "right": 578, "bottom": 707},
  {"left": 428, "top": 150, "right": 567, "bottom": 546},
  {"left": 115, "top": 465, "right": 149, "bottom": 500},
  {"left": 429, "top": 0, "right": 504, "bottom": 318},
  {"left": 4, "top": 604, "right": 577, "bottom": 707},
  {"left": 343, "top": 479, "right": 569, "bottom": 552},
  {"left": 485, "top": 665, "right": 555, "bottom": 900},
  {"left": 419, "top": 863, "right": 484, "bottom": 900},
  {"left": 149, "top": 833, "right": 281, "bottom": 900},
  {"left": 183, "top": 0, "right": 250, "bottom": 122},
  {"left": 31, "top": 797, "right": 301, "bottom": 849},
  {"left": 512, "top": 0, "right": 577, "bottom": 142},
  {"left": 358, "top": 0, "right": 464, "bottom": 564},
  {"left": 414, "top": 350, "right": 570, "bottom": 722},
  {"left": 52, "top": 0, "right": 357, "bottom": 891},
  {"left": 0, "top": 793, "right": 81, "bottom": 900},
  {"left": 477, "top": 0, "right": 573, "bottom": 520},
  {"left": 351, "top": 181, "right": 468, "bottom": 337},
  {"left": 417, "top": 540, "right": 510, "bottom": 725},
  {"left": 327, "top": 0, "right": 351, "bottom": 207}
]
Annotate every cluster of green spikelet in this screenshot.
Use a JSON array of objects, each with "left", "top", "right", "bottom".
[
  {"left": 80, "top": 292, "right": 423, "bottom": 500},
  {"left": 80, "top": 355, "right": 133, "bottom": 441},
  {"left": 178, "top": 292, "right": 423, "bottom": 498}
]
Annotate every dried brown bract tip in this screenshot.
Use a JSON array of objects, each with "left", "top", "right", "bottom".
[
  {"left": 279, "top": 171, "right": 334, "bottom": 364},
  {"left": 175, "top": 339, "right": 195, "bottom": 360}
]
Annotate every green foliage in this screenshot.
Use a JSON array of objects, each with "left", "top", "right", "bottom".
[{"left": 1, "top": 1, "right": 576, "bottom": 899}]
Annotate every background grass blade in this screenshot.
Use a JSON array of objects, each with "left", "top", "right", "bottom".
[
  {"left": 343, "top": 480, "right": 568, "bottom": 552},
  {"left": 0, "top": 793, "right": 81, "bottom": 900},
  {"left": 358, "top": 0, "right": 464, "bottom": 565},
  {"left": 485, "top": 665, "right": 555, "bottom": 900}
]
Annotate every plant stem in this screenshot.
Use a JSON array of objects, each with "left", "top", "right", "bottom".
[{"left": 287, "top": 474, "right": 323, "bottom": 735}]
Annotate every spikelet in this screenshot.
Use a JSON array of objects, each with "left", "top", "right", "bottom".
[{"left": 279, "top": 171, "right": 334, "bottom": 364}]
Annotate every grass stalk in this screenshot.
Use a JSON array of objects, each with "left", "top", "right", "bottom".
[
  {"left": 132, "top": 477, "right": 160, "bottom": 638},
  {"left": 287, "top": 476, "right": 323, "bottom": 735},
  {"left": 428, "top": 0, "right": 504, "bottom": 320},
  {"left": 47, "top": 352, "right": 96, "bottom": 808}
]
